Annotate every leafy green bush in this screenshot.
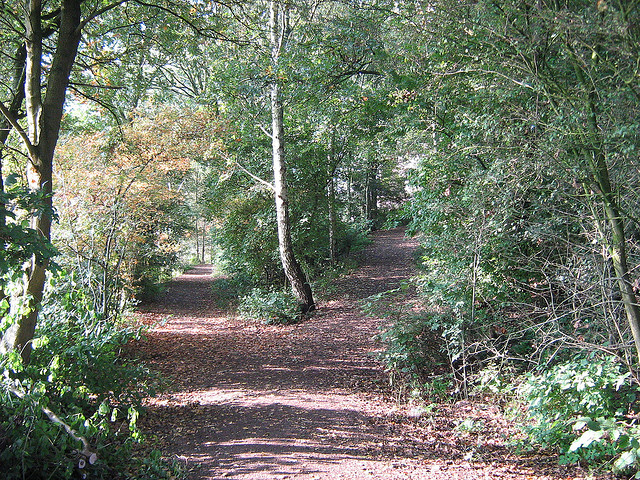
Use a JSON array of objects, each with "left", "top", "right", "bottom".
[
  {"left": 0, "top": 271, "right": 179, "bottom": 479},
  {"left": 210, "top": 274, "right": 253, "bottom": 309},
  {"left": 374, "top": 309, "right": 435, "bottom": 386},
  {"left": 363, "top": 286, "right": 449, "bottom": 397},
  {"left": 336, "top": 221, "right": 372, "bottom": 258},
  {"left": 520, "top": 355, "right": 639, "bottom": 472},
  {"left": 239, "top": 288, "right": 302, "bottom": 325}
]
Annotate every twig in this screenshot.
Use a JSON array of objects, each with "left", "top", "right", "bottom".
[
  {"left": 7, "top": 384, "right": 97, "bottom": 465},
  {"left": 234, "top": 161, "right": 274, "bottom": 191},
  {"left": 258, "top": 124, "right": 274, "bottom": 139}
]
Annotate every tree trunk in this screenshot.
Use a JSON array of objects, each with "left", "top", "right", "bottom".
[
  {"left": 1, "top": 0, "right": 82, "bottom": 364},
  {"left": 327, "top": 130, "right": 338, "bottom": 266},
  {"left": 365, "top": 157, "right": 378, "bottom": 226},
  {"left": 346, "top": 157, "right": 354, "bottom": 222},
  {"left": 0, "top": 44, "right": 27, "bottom": 307},
  {"left": 328, "top": 174, "right": 337, "bottom": 266},
  {"left": 202, "top": 225, "right": 206, "bottom": 263},
  {"left": 195, "top": 219, "right": 201, "bottom": 262},
  {"left": 269, "top": 0, "right": 314, "bottom": 312},
  {"left": 572, "top": 51, "right": 640, "bottom": 365}
]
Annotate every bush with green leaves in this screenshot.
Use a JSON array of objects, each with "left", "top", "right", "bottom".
[
  {"left": 210, "top": 274, "right": 253, "bottom": 309},
  {"left": 363, "top": 285, "right": 449, "bottom": 397},
  {"left": 368, "top": 295, "right": 430, "bottom": 384},
  {"left": 337, "top": 221, "right": 373, "bottom": 258},
  {"left": 520, "top": 355, "right": 639, "bottom": 473},
  {"left": 0, "top": 270, "right": 180, "bottom": 479},
  {"left": 238, "top": 288, "right": 302, "bottom": 325}
]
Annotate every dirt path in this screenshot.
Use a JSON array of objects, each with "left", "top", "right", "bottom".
[{"left": 133, "top": 229, "right": 609, "bottom": 480}]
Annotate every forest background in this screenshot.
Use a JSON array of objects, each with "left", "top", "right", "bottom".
[{"left": 1, "top": 0, "right": 640, "bottom": 478}]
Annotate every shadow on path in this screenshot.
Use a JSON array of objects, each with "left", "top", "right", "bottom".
[
  {"left": 132, "top": 229, "right": 597, "bottom": 480},
  {"left": 134, "top": 229, "right": 433, "bottom": 479}
]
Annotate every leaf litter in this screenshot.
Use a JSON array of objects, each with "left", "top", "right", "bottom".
[{"left": 127, "top": 229, "right": 615, "bottom": 480}]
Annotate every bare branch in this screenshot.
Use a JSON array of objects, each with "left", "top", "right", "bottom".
[
  {"left": 67, "top": 85, "right": 125, "bottom": 136},
  {"left": 0, "top": 101, "right": 37, "bottom": 161},
  {"left": 433, "top": 68, "right": 534, "bottom": 90},
  {"left": 131, "top": 0, "right": 242, "bottom": 43},
  {"left": 258, "top": 124, "right": 274, "bottom": 139},
  {"left": 79, "top": 0, "right": 128, "bottom": 30},
  {"left": 234, "top": 160, "right": 274, "bottom": 190},
  {"left": 69, "top": 81, "right": 124, "bottom": 91}
]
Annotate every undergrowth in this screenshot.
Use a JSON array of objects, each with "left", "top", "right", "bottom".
[
  {"left": 238, "top": 288, "right": 302, "bottom": 325},
  {"left": 0, "top": 270, "right": 183, "bottom": 479},
  {"left": 519, "top": 355, "right": 640, "bottom": 476},
  {"left": 365, "top": 282, "right": 640, "bottom": 477},
  {"left": 362, "top": 283, "right": 452, "bottom": 402}
]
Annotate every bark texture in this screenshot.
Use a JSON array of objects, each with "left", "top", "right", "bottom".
[
  {"left": 269, "top": 0, "right": 314, "bottom": 312},
  {"left": 1, "top": 0, "right": 82, "bottom": 363}
]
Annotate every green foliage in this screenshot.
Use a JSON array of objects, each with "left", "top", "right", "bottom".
[
  {"left": 209, "top": 175, "right": 373, "bottom": 288},
  {"left": 472, "top": 363, "right": 520, "bottom": 402},
  {"left": 33, "top": 272, "right": 154, "bottom": 407},
  {"left": 374, "top": 309, "right": 432, "bottom": 387},
  {"left": 239, "top": 288, "right": 302, "bottom": 325},
  {"left": 210, "top": 191, "right": 283, "bottom": 285},
  {"left": 339, "top": 221, "right": 373, "bottom": 257},
  {"left": 0, "top": 270, "right": 178, "bottom": 479},
  {"left": 210, "top": 274, "right": 253, "bottom": 309},
  {"left": 454, "top": 417, "right": 485, "bottom": 435},
  {"left": 363, "top": 285, "right": 449, "bottom": 397},
  {"left": 0, "top": 174, "right": 58, "bottom": 276},
  {"left": 520, "top": 355, "right": 639, "bottom": 470},
  {"left": 5, "top": 0, "right": 639, "bottom": 475}
]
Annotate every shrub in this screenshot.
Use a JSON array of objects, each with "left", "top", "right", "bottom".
[
  {"left": 363, "top": 285, "right": 450, "bottom": 398},
  {"left": 238, "top": 288, "right": 302, "bottom": 325},
  {"left": 373, "top": 308, "right": 436, "bottom": 387},
  {"left": 210, "top": 274, "right": 253, "bottom": 309},
  {"left": 520, "top": 354, "right": 639, "bottom": 473},
  {"left": 0, "top": 270, "right": 180, "bottom": 479}
]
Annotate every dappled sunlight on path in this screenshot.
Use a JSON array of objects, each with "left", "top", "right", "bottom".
[{"left": 131, "top": 229, "right": 607, "bottom": 480}]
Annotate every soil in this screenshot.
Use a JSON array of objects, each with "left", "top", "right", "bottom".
[{"left": 131, "top": 228, "right": 615, "bottom": 480}]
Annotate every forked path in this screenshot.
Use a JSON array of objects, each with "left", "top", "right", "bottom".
[{"left": 134, "top": 229, "right": 606, "bottom": 480}]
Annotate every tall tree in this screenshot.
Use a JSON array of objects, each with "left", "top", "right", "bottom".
[
  {"left": 0, "top": 0, "right": 84, "bottom": 363},
  {"left": 269, "top": 0, "right": 314, "bottom": 311}
]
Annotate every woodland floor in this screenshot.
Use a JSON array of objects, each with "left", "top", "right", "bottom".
[{"left": 131, "top": 228, "right": 615, "bottom": 480}]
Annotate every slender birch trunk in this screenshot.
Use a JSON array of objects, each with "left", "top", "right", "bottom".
[{"left": 269, "top": 0, "right": 315, "bottom": 312}]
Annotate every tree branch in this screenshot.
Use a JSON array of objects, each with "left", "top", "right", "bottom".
[
  {"left": 131, "top": 0, "right": 238, "bottom": 42},
  {"left": 79, "top": 0, "right": 127, "bottom": 30},
  {"left": 0, "top": 101, "right": 37, "bottom": 161},
  {"left": 329, "top": 69, "right": 383, "bottom": 86},
  {"left": 234, "top": 160, "right": 274, "bottom": 191},
  {"left": 433, "top": 68, "right": 534, "bottom": 90},
  {"left": 69, "top": 81, "right": 124, "bottom": 91},
  {"left": 259, "top": 124, "right": 274, "bottom": 139},
  {"left": 67, "top": 85, "right": 125, "bottom": 137},
  {"left": 7, "top": 384, "right": 97, "bottom": 464}
]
